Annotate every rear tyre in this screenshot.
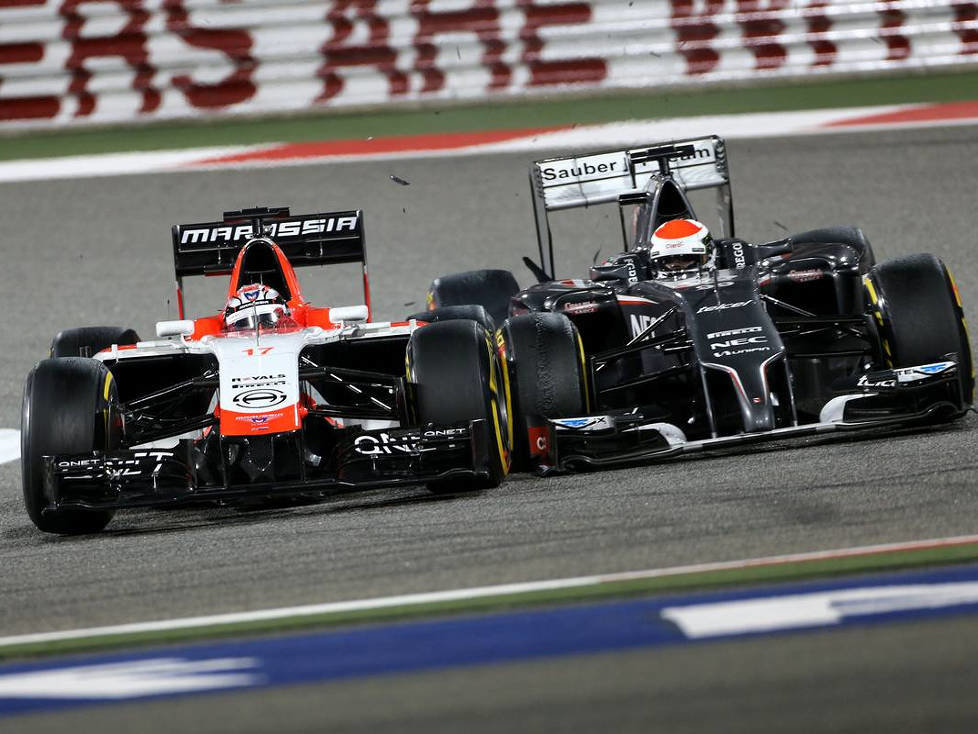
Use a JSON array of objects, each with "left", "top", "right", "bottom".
[
  {"left": 426, "top": 269, "right": 519, "bottom": 326},
  {"left": 51, "top": 326, "right": 140, "bottom": 358},
  {"left": 791, "top": 226, "right": 875, "bottom": 270},
  {"left": 499, "top": 313, "right": 589, "bottom": 470},
  {"left": 407, "top": 320, "right": 510, "bottom": 493},
  {"left": 22, "top": 358, "right": 118, "bottom": 534},
  {"left": 868, "top": 253, "right": 974, "bottom": 406},
  {"left": 406, "top": 304, "right": 496, "bottom": 334}
]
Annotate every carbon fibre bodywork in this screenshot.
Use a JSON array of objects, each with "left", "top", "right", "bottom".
[{"left": 509, "top": 138, "right": 972, "bottom": 470}]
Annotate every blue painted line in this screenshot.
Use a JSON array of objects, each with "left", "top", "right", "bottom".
[{"left": 2, "top": 563, "right": 978, "bottom": 717}]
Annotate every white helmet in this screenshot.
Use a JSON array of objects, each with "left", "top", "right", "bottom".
[
  {"left": 648, "top": 219, "right": 714, "bottom": 277},
  {"left": 223, "top": 284, "right": 290, "bottom": 332}
]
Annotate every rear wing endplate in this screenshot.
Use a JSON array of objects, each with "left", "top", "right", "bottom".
[
  {"left": 171, "top": 206, "right": 371, "bottom": 319},
  {"left": 529, "top": 136, "right": 731, "bottom": 279}
]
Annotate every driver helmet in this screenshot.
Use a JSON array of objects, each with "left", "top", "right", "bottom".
[
  {"left": 647, "top": 219, "right": 715, "bottom": 277},
  {"left": 223, "top": 284, "right": 291, "bottom": 332}
]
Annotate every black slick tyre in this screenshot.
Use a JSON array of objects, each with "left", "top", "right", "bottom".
[
  {"left": 791, "top": 226, "right": 876, "bottom": 270},
  {"left": 407, "top": 319, "right": 510, "bottom": 493},
  {"left": 867, "top": 253, "right": 974, "bottom": 406},
  {"left": 51, "top": 326, "right": 140, "bottom": 358},
  {"left": 499, "top": 313, "right": 589, "bottom": 470},
  {"left": 22, "top": 357, "right": 119, "bottom": 534},
  {"left": 426, "top": 269, "right": 519, "bottom": 326},
  {"left": 407, "top": 304, "right": 496, "bottom": 334}
]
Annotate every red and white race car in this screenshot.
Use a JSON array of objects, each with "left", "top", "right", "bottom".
[{"left": 21, "top": 206, "right": 510, "bottom": 534}]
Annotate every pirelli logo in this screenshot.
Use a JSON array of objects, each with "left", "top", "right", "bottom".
[{"left": 180, "top": 216, "right": 359, "bottom": 245}]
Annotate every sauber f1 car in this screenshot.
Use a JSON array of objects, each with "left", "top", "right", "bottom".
[
  {"left": 22, "top": 207, "right": 510, "bottom": 534},
  {"left": 425, "top": 136, "right": 974, "bottom": 471}
]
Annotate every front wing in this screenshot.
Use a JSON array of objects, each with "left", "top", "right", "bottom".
[
  {"left": 532, "top": 361, "right": 970, "bottom": 471},
  {"left": 42, "top": 421, "right": 495, "bottom": 511}
]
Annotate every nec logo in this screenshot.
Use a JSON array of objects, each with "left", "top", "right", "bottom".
[
  {"left": 630, "top": 314, "right": 657, "bottom": 337},
  {"left": 711, "top": 336, "right": 767, "bottom": 350}
]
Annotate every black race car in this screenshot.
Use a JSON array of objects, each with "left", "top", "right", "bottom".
[{"left": 423, "top": 136, "right": 973, "bottom": 471}]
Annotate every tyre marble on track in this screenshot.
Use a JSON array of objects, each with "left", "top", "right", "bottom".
[{"left": 0, "top": 126, "right": 976, "bottom": 634}]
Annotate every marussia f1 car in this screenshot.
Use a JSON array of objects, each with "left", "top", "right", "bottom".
[
  {"left": 22, "top": 207, "right": 511, "bottom": 534},
  {"left": 425, "top": 135, "right": 974, "bottom": 471}
]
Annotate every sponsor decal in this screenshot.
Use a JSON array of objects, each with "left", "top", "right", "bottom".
[
  {"left": 353, "top": 428, "right": 468, "bottom": 456},
  {"left": 59, "top": 450, "right": 174, "bottom": 479},
  {"left": 712, "top": 346, "right": 772, "bottom": 358},
  {"left": 711, "top": 335, "right": 768, "bottom": 352},
  {"left": 894, "top": 361, "right": 955, "bottom": 383},
  {"left": 731, "top": 241, "right": 746, "bottom": 270},
  {"left": 354, "top": 433, "right": 416, "bottom": 456},
  {"left": 636, "top": 146, "right": 713, "bottom": 169},
  {"left": 551, "top": 416, "right": 612, "bottom": 431},
  {"left": 629, "top": 313, "right": 658, "bottom": 338},
  {"left": 915, "top": 362, "right": 954, "bottom": 375},
  {"left": 562, "top": 301, "right": 599, "bottom": 315},
  {"left": 787, "top": 268, "right": 823, "bottom": 283},
  {"left": 707, "top": 326, "right": 763, "bottom": 340},
  {"left": 696, "top": 300, "right": 754, "bottom": 314},
  {"left": 857, "top": 374, "right": 896, "bottom": 389},
  {"left": 57, "top": 459, "right": 100, "bottom": 469},
  {"left": 231, "top": 374, "right": 287, "bottom": 390},
  {"left": 540, "top": 159, "right": 619, "bottom": 182},
  {"left": 235, "top": 413, "right": 284, "bottom": 425},
  {"left": 422, "top": 428, "right": 468, "bottom": 438},
  {"left": 528, "top": 426, "right": 549, "bottom": 457},
  {"left": 231, "top": 388, "right": 288, "bottom": 409},
  {"left": 180, "top": 216, "right": 358, "bottom": 246},
  {"left": 694, "top": 281, "right": 733, "bottom": 291}
]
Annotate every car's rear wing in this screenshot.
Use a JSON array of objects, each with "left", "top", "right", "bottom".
[
  {"left": 171, "top": 206, "right": 371, "bottom": 319},
  {"left": 528, "top": 136, "right": 732, "bottom": 279}
]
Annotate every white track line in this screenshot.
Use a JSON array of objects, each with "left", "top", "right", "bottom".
[
  {"left": 3, "top": 103, "right": 977, "bottom": 184},
  {"left": 2, "top": 533, "right": 977, "bottom": 649},
  {"left": 0, "top": 430, "right": 18, "bottom": 465},
  {"left": 0, "top": 145, "right": 272, "bottom": 184}
]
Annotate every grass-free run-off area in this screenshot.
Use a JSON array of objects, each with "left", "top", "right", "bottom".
[{"left": 3, "top": 534, "right": 978, "bottom": 661}]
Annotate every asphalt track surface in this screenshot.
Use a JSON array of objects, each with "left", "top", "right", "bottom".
[{"left": 1, "top": 125, "right": 978, "bottom": 730}]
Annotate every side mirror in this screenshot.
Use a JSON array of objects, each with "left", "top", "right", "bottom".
[
  {"left": 156, "top": 319, "right": 195, "bottom": 338},
  {"left": 329, "top": 305, "right": 369, "bottom": 324}
]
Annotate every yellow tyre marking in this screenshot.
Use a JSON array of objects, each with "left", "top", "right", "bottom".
[
  {"left": 948, "top": 268, "right": 965, "bottom": 308},
  {"left": 494, "top": 330, "right": 514, "bottom": 449},
  {"left": 485, "top": 337, "right": 510, "bottom": 474},
  {"left": 944, "top": 267, "right": 974, "bottom": 384},
  {"left": 102, "top": 372, "right": 114, "bottom": 443},
  {"left": 863, "top": 276, "right": 880, "bottom": 306},
  {"left": 576, "top": 332, "right": 591, "bottom": 412}
]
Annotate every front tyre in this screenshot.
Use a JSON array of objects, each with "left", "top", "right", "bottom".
[
  {"left": 22, "top": 358, "right": 119, "bottom": 534},
  {"left": 426, "top": 269, "right": 520, "bottom": 326},
  {"left": 51, "top": 326, "right": 140, "bottom": 358},
  {"left": 867, "top": 253, "right": 974, "bottom": 406},
  {"left": 791, "top": 226, "right": 876, "bottom": 271},
  {"left": 407, "top": 320, "right": 511, "bottom": 493},
  {"left": 499, "top": 313, "right": 589, "bottom": 470}
]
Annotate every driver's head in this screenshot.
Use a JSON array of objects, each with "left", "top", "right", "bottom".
[
  {"left": 648, "top": 219, "right": 714, "bottom": 277},
  {"left": 223, "top": 284, "right": 290, "bottom": 332}
]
